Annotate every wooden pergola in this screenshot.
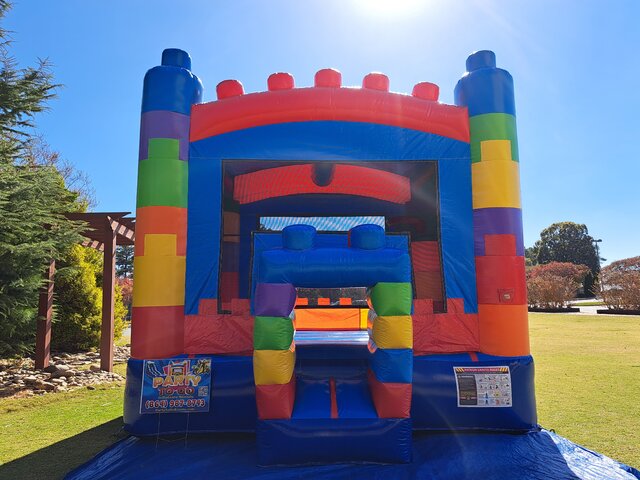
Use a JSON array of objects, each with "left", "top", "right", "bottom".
[{"left": 35, "top": 212, "right": 135, "bottom": 372}]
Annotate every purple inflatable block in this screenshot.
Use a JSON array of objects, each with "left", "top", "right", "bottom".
[
  {"left": 254, "top": 283, "right": 297, "bottom": 317},
  {"left": 139, "top": 110, "right": 190, "bottom": 161},
  {"left": 473, "top": 207, "right": 524, "bottom": 256}
]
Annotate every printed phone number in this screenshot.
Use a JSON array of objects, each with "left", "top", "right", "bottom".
[{"left": 144, "top": 399, "right": 207, "bottom": 409}]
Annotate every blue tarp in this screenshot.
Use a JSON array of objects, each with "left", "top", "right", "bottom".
[{"left": 66, "top": 429, "right": 639, "bottom": 480}]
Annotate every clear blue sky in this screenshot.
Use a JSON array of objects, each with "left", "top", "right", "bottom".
[{"left": 7, "top": 0, "right": 640, "bottom": 263}]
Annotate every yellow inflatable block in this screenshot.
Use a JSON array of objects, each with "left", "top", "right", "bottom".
[
  {"left": 132, "top": 256, "right": 185, "bottom": 307},
  {"left": 253, "top": 349, "right": 295, "bottom": 385},
  {"left": 372, "top": 315, "right": 413, "bottom": 349},
  {"left": 480, "top": 139, "right": 512, "bottom": 162},
  {"left": 472, "top": 160, "right": 521, "bottom": 209},
  {"left": 144, "top": 234, "right": 177, "bottom": 256}
]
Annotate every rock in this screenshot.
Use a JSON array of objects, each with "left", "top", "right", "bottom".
[
  {"left": 86, "top": 385, "right": 96, "bottom": 391},
  {"left": 50, "top": 378, "right": 66, "bottom": 385},
  {"left": 89, "top": 364, "right": 102, "bottom": 372},
  {"left": 43, "top": 365, "right": 57, "bottom": 373},
  {"left": 23, "top": 375, "right": 38, "bottom": 384},
  {"left": 55, "top": 364, "right": 71, "bottom": 372}
]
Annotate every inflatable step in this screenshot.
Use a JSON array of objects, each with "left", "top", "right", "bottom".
[{"left": 258, "top": 374, "right": 412, "bottom": 465}]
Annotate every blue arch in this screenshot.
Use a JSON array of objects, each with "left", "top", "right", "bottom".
[{"left": 185, "top": 121, "right": 476, "bottom": 315}]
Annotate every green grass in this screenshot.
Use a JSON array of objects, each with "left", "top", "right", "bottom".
[
  {"left": 530, "top": 313, "right": 640, "bottom": 468},
  {"left": 0, "top": 382, "right": 127, "bottom": 479},
  {"left": 0, "top": 314, "right": 638, "bottom": 478}
]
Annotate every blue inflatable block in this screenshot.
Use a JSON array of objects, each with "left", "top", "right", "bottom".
[
  {"left": 370, "top": 348, "right": 413, "bottom": 384},
  {"left": 349, "top": 224, "right": 385, "bottom": 249},
  {"left": 411, "top": 353, "right": 537, "bottom": 431},
  {"left": 257, "top": 418, "right": 413, "bottom": 465},
  {"left": 141, "top": 55, "right": 203, "bottom": 115},
  {"left": 258, "top": 247, "right": 411, "bottom": 288},
  {"left": 282, "top": 224, "right": 316, "bottom": 250},
  {"left": 123, "top": 355, "right": 256, "bottom": 435},
  {"left": 454, "top": 50, "right": 516, "bottom": 117}
]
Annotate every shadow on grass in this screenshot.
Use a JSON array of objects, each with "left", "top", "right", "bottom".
[{"left": 0, "top": 418, "right": 127, "bottom": 480}]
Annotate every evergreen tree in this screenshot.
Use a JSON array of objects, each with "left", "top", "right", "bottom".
[
  {"left": 116, "top": 245, "right": 134, "bottom": 278},
  {"left": 0, "top": 1, "right": 83, "bottom": 355}
]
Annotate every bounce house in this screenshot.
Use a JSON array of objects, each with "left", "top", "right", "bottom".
[{"left": 68, "top": 49, "right": 639, "bottom": 479}]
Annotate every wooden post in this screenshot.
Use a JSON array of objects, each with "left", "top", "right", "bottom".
[
  {"left": 35, "top": 259, "right": 56, "bottom": 369},
  {"left": 100, "top": 218, "right": 117, "bottom": 372}
]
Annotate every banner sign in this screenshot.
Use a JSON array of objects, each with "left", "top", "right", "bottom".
[
  {"left": 454, "top": 366, "right": 512, "bottom": 407},
  {"left": 140, "top": 358, "right": 212, "bottom": 414}
]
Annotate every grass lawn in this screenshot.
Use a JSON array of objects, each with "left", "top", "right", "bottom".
[
  {"left": 530, "top": 313, "right": 640, "bottom": 468},
  {"left": 0, "top": 314, "right": 638, "bottom": 479}
]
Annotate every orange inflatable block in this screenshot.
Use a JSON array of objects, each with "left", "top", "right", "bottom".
[
  {"left": 135, "top": 206, "right": 186, "bottom": 256},
  {"left": 478, "top": 304, "right": 529, "bottom": 356}
]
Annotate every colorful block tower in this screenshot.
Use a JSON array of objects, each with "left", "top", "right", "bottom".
[
  {"left": 131, "top": 49, "right": 203, "bottom": 358},
  {"left": 455, "top": 50, "right": 529, "bottom": 357}
]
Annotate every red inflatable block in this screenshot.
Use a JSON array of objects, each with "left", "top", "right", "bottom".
[
  {"left": 184, "top": 301, "right": 253, "bottom": 355},
  {"left": 267, "top": 72, "right": 294, "bottom": 91},
  {"left": 368, "top": 370, "right": 411, "bottom": 418},
  {"left": 412, "top": 82, "right": 439, "bottom": 101},
  {"left": 314, "top": 68, "right": 342, "bottom": 88},
  {"left": 362, "top": 73, "right": 389, "bottom": 91},
  {"left": 256, "top": 377, "right": 296, "bottom": 419},
  {"left": 413, "top": 308, "right": 479, "bottom": 355},
  {"left": 476, "top": 256, "right": 526, "bottom": 305},
  {"left": 414, "top": 299, "right": 434, "bottom": 314},
  {"left": 484, "top": 234, "right": 517, "bottom": 256},
  {"left": 131, "top": 306, "right": 184, "bottom": 359},
  {"left": 198, "top": 298, "right": 218, "bottom": 315},
  {"left": 216, "top": 79, "right": 244, "bottom": 100}
]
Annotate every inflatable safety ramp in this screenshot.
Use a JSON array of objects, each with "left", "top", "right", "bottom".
[{"left": 253, "top": 224, "right": 413, "bottom": 464}]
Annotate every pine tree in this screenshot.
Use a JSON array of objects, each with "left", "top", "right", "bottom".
[{"left": 0, "top": 1, "right": 83, "bottom": 356}]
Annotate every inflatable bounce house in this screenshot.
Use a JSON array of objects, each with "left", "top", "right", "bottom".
[{"left": 68, "top": 49, "right": 640, "bottom": 479}]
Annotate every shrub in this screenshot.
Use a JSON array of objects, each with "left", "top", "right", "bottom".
[
  {"left": 600, "top": 256, "right": 640, "bottom": 311},
  {"left": 52, "top": 245, "right": 125, "bottom": 352},
  {"left": 526, "top": 262, "right": 590, "bottom": 309}
]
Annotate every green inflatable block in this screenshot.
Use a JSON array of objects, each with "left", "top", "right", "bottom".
[
  {"left": 148, "top": 138, "right": 180, "bottom": 160},
  {"left": 253, "top": 316, "right": 294, "bottom": 350},
  {"left": 369, "top": 282, "right": 412, "bottom": 316},
  {"left": 469, "top": 113, "right": 519, "bottom": 163},
  {"left": 137, "top": 158, "right": 188, "bottom": 208}
]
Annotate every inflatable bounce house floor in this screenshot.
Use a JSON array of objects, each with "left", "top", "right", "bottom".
[
  {"left": 67, "top": 430, "right": 639, "bottom": 480},
  {"left": 68, "top": 49, "right": 639, "bottom": 478}
]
